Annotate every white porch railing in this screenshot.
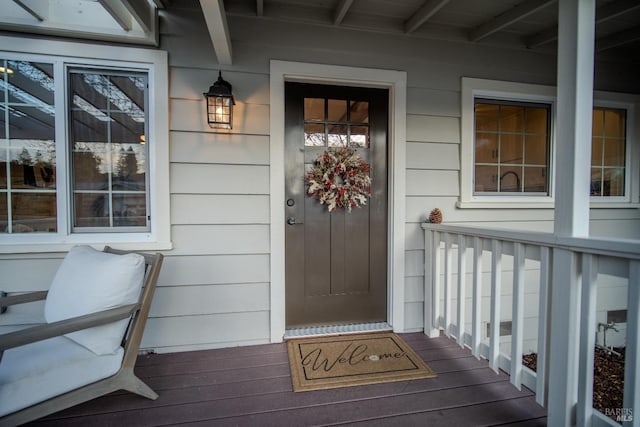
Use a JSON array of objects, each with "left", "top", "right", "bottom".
[{"left": 422, "top": 223, "right": 640, "bottom": 427}]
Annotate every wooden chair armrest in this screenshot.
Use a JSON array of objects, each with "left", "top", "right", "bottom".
[
  {"left": 0, "top": 303, "right": 139, "bottom": 354},
  {"left": 0, "top": 291, "right": 48, "bottom": 309}
]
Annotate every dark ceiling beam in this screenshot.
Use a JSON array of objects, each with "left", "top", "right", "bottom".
[
  {"left": 404, "top": 0, "right": 450, "bottom": 34},
  {"left": 596, "top": 25, "right": 640, "bottom": 51},
  {"left": 527, "top": 0, "right": 640, "bottom": 48},
  {"left": 468, "top": 0, "right": 555, "bottom": 42},
  {"left": 333, "top": 0, "right": 354, "bottom": 25}
]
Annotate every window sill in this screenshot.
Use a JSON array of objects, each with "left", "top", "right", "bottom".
[
  {"left": 456, "top": 200, "right": 640, "bottom": 209},
  {"left": 456, "top": 199, "right": 554, "bottom": 209},
  {"left": 0, "top": 239, "right": 173, "bottom": 255}
]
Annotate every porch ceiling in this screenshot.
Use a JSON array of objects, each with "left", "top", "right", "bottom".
[
  {"left": 217, "top": 0, "right": 640, "bottom": 65},
  {"left": 1, "top": 0, "right": 639, "bottom": 64}
]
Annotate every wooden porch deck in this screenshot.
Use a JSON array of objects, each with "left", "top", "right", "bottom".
[{"left": 29, "top": 333, "right": 547, "bottom": 426}]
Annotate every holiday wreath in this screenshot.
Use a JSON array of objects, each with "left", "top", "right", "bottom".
[{"left": 306, "top": 147, "right": 372, "bottom": 212}]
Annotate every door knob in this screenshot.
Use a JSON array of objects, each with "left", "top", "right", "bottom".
[{"left": 287, "top": 217, "right": 303, "bottom": 225}]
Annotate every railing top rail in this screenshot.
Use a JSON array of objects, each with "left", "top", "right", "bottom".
[{"left": 422, "top": 223, "right": 640, "bottom": 261}]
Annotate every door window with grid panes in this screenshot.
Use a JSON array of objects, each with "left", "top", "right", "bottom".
[{"left": 303, "top": 98, "right": 370, "bottom": 148}]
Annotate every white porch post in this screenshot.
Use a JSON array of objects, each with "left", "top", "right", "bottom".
[{"left": 548, "top": 0, "right": 595, "bottom": 425}]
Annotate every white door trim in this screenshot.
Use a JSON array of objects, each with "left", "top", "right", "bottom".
[{"left": 269, "top": 60, "right": 407, "bottom": 342}]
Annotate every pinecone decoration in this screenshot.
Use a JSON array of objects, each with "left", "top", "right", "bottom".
[{"left": 429, "top": 208, "right": 443, "bottom": 224}]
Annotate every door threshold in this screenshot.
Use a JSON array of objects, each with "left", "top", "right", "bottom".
[{"left": 284, "top": 322, "right": 392, "bottom": 339}]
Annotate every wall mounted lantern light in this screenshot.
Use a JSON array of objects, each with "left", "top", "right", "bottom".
[{"left": 204, "top": 71, "right": 235, "bottom": 129}]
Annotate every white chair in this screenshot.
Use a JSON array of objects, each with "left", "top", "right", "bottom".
[{"left": 0, "top": 246, "right": 163, "bottom": 426}]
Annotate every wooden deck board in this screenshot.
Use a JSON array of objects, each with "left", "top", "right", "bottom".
[{"left": 28, "top": 334, "right": 547, "bottom": 426}]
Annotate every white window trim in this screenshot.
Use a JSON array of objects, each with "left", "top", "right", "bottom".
[
  {"left": 459, "top": 77, "right": 640, "bottom": 209},
  {"left": 459, "top": 77, "right": 557, "bottom": 209},
  {"left": 0, "top": 35, "right": 171, "bottom": 253}
]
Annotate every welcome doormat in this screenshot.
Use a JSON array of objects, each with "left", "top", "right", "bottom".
[{"left": 287, "top": 332, "right": 437, "bottom": 392}]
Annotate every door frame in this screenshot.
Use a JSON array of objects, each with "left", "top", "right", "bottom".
[{"left": 269, "top": 60, "right": 407, "bottom": 342}]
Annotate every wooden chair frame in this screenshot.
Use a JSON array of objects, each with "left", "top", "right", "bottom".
[{"left": 0, "top": 247, "right": 163, "bottom": 426}]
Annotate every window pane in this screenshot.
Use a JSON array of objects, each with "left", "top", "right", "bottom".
[
  {"left": 523, "top": 167, "right": 547, "bottom": 192},
  {"left": 349, "top": 100, "right": 369, "bottom": 123},
  {"left": 328, "top": 99, "right": 347, "bottom": 122},
  {"left": 12, "top": 193, "right": 56, "bottom": 232},
  {"left": 74, "top": 193, "right": 109, "bottom": 228},
  {"left": 69, "top": 69, "right": 148, "bottom": 231},
  {"left": 475, "top": 165, "right": 498, "bottom": 192},
  {"left": 476, "top": 104, "right": 499, "bottom": 131},
  {"left": 113, "top": 194, "right": 147, "bottom": 226},
  {"left": 525, "top": 108, "right": 548, "bottom": 133},
  {"left": 591, "top": 168, "right": 603, "bottom": 196},
  {"left": 604, "top": 109, "right": 625, "bottom": 137},
  {"left": 592, "top": 109, "right": 604, "bottom": 136},
  {"left": 0, "top": 194, "right": 7, "bottom": 232},
  {"left": 592, "top": 168, "right": 625, "bottom": 197},
  {"left": 603, "top": 168, "right": 624, "bottom": 196},
  {"left": 499, "top": 166, "right": 521, "bottom": 192},
  {"left": 304, "top": 123, "right": 325, "bottom": 146},
  {"left": 525, "top": 135, "right": 547, "bottom": 165},
  {"left": 475, "top": 133, "right": 498, "bottom": 163},
  {"left": 500, "top": 134, "right": 523, "bottom": 164},
  {"left": 604, "top": 138, "right": 625, "bottom": 167},
  {"left": 328, "top": 124, "right": 347, "bottom": 147},
  {"left": 591, "top": 137, "right": 603, "bottom": 166},
  {"left": 0, "top": 155, "right": 5, "bottom": 189},
  {"left": 10, "top": 142, "right": 56, "bottom": 189},
  {"left": 350, "top": 125, "right": 369, "bottom": 148},
  {"left": 304, "top": 98, "right": 324, "bottom": 121},
  {"left": 500, "top": 106, "right": 524, "bottom": 132},
  {"left": 72, "top": 144, "right": 109, "bottom": 190},
  {"left": 113, "top": 144, "right": 146, "bottom": 191}
]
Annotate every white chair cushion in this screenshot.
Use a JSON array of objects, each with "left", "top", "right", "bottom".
[
  {"left": 0, "top": 336, "right": 124, "bottom": 417},
  {"left": 44, "top": 246, "right": 145, "bottom": 355}
]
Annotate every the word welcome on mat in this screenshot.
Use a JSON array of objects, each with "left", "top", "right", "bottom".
[{"left": 287, "top": 332, "right": 437, "bottom": 392}]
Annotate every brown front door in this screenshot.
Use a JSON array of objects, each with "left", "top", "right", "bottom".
[{"left": 284, "top": 82, "right": 388, "bottom": 328}]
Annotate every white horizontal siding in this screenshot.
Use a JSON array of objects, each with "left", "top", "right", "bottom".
[
  {"left": 407, "top": 87, "right": 460, "bottom": 117},
  {"left": 149, "top": 283, "right": 270, "bottom": 317},
  {"left": 171, "top": 224, "right": 269, "bottom": 255},
  {"left": 406, "top": 115, "right": 460, "bottom": 143},
  {"left": 141, "top": 311, "right": 270, "bottom": 352},
  {"left": 0, "top": 258, "right": 62, "bottom": 292},
  {"left": 171, "top": 164, "right": 270, "bottom": 195},
  {"left": 171, "top": 194, "right": 270, "bottom": 224},
  {"left": 158, "top": 254, "right": 269, "bottom": 286},
  {"left": 170, "top": 131, "right": 269, "bottom": 165},
  {"left": 405, "top": 276, "right": 424, "bottom": 303},
  {"left": 406, "top": 142, "right": 459, "bottom": 170},
  {"left": 406, "top": 170, "right": 460, "bottom": 196}
]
